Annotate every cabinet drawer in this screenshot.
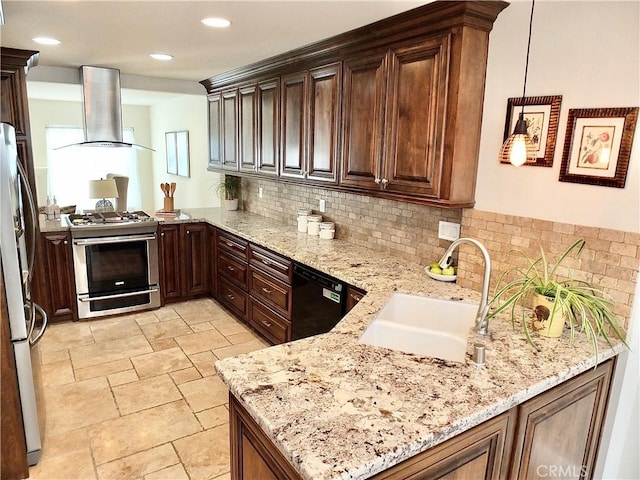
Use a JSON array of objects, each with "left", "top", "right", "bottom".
[
  {"left": 218, "top": 252, "right": 248, "bottom": 289},
  {"left": 248, "top": 297, "right": 291, "bottom": 345},
  {"left": 218, "top": 276, "right": 248, "bottom": 318},
  {"left": 249, "top": 268, "right": 292, "bottom": 319},
  {"left": 217, "top": 231, "right": 248, "bottom": 260},
  {"left": 249, "top": 245, "right": 293, "bottom": 283}
]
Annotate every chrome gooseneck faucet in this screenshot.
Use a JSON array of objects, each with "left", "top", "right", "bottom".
[{"left": 438, "top": 238, "right": 492, "bottom": 335}]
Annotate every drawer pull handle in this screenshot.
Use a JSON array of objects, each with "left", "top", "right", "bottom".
[
  {"left": 261, "top": 287, "right": 272, "bottom": 294},
  {"left": 262, "top": 258, "right": 272, "bottom": 266},
  {"left": 227, "top": 265, "right": 235, "bottom": 271},
  {"left": 351, "top": 294, "right": 361, "bottom": 301},
  {"left": 226, "top": 241, "right": 234, "bottom": 247},
  {"left": 261, "top": 320, "right": 272, "bottom": 328},
  {"left": 227, "top": 294, "right": 235, "bottom": 300}
]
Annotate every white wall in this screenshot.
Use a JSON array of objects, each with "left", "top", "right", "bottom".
[
  {"left": 149, "top": 94, "right": 221, "bottom": 211},
  {"left": 478, "top": 3, "right": 639, "bottom": 478},
  {"left": 477, "top": 0, "right": 639, "bottom": 233}
]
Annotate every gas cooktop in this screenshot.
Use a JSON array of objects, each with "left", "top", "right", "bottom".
[{"left": 67, "top": 211, "right": 153, "bottom": 226}]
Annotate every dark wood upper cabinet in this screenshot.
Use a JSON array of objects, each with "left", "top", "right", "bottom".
[
  {"left": 280, "top": 73, "right": 307, "bottom": 179},
  {"left": 201, "top": 1, "right": 508, "bottom": 207},
  {"left": 382, "top": 35, "right": 449, "bottom": 198},
  {"left": 340, "top": 53, "right": 388, "bottom": 190},
  {"left": 239, "top": 85, "right": 257, "bottom": 173},
  {"left": 222, "top": 89, "right": 239, "bottom": 171},
  {"left": 257, "top": 79, "right": 280, "bottom": 175},
  {"left": 208, "top": 92, "right": 222, "bottom": 169},
  {"left": 307, "top": 63, "right": 341, "bottom": 184}
]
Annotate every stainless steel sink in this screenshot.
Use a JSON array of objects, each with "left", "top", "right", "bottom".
[{"left": 358, "top": 293, "right": 477, "bottom": 362}]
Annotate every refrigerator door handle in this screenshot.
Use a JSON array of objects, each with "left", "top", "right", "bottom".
[
  {"left": 29, "top": 302, "right": 48, "bottom": 346},
  {"left": 16, "top": 160, "right": 37, "bottom": 286}
]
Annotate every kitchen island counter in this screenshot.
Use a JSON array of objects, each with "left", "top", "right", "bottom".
[{"left": 174, "top": 208, "right": 622, "bottom": 480}]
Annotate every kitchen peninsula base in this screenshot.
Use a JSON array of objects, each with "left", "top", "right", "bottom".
[{"left": 228, "top": 359, "right": 615, "bottom": 479}]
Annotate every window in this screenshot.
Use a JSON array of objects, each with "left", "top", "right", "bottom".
[{"left": 45, "top": 127, "right": 142, "bottom": 212}]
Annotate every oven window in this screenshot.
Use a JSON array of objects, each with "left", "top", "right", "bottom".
[{"left": 86, "top": 241, "right": 149, "bottom": 294}]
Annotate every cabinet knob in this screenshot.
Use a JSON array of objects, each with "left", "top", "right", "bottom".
[
  {"left": 227, "top": 294, "right": 235, "bottom": 300},
  {"left": 63, "top": 240, "right": 68, "bottom": 245},
  {"left": 381, "top": 178, "right": 389, "bottom": 188},
  {"left": 227, "top": 265, "right": 235, "bottom": 271},
  {"left": 351, "top": 294, "right": 361, "bottom": 302},
  {"left": 187, "top": 230, "right": 190, "bottom": 235},
  {"left": 161, "top": 232, "right": 165, "bottom": 237},
  {"left": 261, "top": 287, "right": 272, "bottom": 295},
  {"left": 374, "top": 177, "right": 381, "bottom": 184},
  {"left": 226, "top": 241, "right": 234, "bottom": 247}
]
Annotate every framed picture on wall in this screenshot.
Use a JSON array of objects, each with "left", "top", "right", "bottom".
[
  {"left": 165, "top": 130, "right": 190, "bottom": 178},
  {"left": 559, "top": 107, "right": 638, "bottom": 188},
  {"left": 501, "top": 95, "right": 562, "bottom": 167}
]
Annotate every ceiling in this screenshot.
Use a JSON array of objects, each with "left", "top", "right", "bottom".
[{"left": 1, "top": 0, "right": 427, "bottom": 95}]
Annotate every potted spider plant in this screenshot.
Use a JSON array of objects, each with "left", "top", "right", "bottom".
[
  {"left": 216, "top": 175, "right": 240, "bottom": 211},
  {"left": 487, "top": 239, "right": 628, "bottom": 358}
]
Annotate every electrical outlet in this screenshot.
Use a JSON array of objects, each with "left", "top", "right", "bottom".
[
  {"left": 319, "top": 199, "right": 326, "bottom": 213},
  {"left": 438, "top": 221, "right": 460, "bottom": 241},
  {"left": 259, "top": 187, "right": 263, "bottom": 199}
]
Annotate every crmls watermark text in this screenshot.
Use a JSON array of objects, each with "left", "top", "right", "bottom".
[{"left": 536, "top": 464, "right": 588, "bottom": 477}]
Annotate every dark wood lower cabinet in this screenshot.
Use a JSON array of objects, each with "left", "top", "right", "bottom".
[
  {"left": 229, "top": 359, "right": 616, "bottom": 480},
  {"left": 40, "top": 232, "right": 76, "bottom": 321},
  {"left": 158, "top": 223, "right": 209, "bottom": 303}
]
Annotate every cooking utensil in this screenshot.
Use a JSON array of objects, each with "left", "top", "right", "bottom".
[
  {"left": 165, "top": 183, "right": 170, "bottom": 197},
  {"left": 170, "top": 182, "right": 176, "bottom": 198},
  {"left": 160, "top": 183, "right": 167, "bottom": 197}
]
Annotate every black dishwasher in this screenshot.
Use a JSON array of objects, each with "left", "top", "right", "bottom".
[{"left": 292, "top": 264, "right": 346, "bottom": 340}]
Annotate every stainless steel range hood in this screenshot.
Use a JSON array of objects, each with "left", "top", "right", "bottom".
[{"left": 57, "top": 66, "right": 153, "bottom": 150}]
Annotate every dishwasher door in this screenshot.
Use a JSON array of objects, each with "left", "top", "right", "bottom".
[{"left": 291, "top": 264, "right": 346, "bottom": 340}]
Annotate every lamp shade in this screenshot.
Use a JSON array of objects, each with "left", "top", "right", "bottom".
[
  {"left": 498, "top": 113, "right": 537, "bottom": 167},
  {"left": 89, "top": 179, "right": 119, "bottom": 199}
]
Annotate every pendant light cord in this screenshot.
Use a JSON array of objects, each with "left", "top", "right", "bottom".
[{"left": 520, "top": 0, "right": 536, "bottom": 116}]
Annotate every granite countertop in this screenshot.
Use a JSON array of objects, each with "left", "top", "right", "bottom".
[{"left": 42, "top": 208, "right": 622, "bottom": 479}]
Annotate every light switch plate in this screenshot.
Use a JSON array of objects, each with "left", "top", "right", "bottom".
[
  {"left": 438, "top": 221, "right": 460, "bottom": 241},
  {"left": 319, "top": 199, "right": 326, "bottom": 212}
]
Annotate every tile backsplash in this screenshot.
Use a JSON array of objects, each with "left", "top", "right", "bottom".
[
  {"left": 240, "top": 177, "right": 638, "bottom": 330},
  {"left": 458, "top": 209, "right": 639, "bottom": 330},
  {"left": 241, "top": 177, "right": 461, "bottom": 264}
]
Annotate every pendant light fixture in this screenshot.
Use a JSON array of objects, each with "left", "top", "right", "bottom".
[{"left": 499, "top": 0, "right": 537, "bottom": 167}]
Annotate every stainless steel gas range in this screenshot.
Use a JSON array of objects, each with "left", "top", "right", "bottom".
[{"left": 67, "top": 211, "right": 161, "bottom": 319}]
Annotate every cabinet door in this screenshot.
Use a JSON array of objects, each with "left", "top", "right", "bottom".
[
  {"left": 340, "top": 53, "right": 387, "bottom": 189},
  {"left": 373, "top": 411, "right": 515, "bottom": 480},
  {"left": 239, "top": 85, "right": 257, "bottom": 173},
  {"left": 280, "top": 73, "right": 307, "bottom": 179},
  {"left": 257, "top": 79, "right": 280, "bottom": 176},
  {"left": 382, "top": 36, "right": 450, "bottom": 197},
  {"left": 222, "top": 89, "right": 239, "bottom": 171},
  {"left": 182, "top": 224, "right": 208, "bottom": 296},
  {"left": 208, "top": 92, "right": 222, "bottom": 168},
  {"left": 307, "top": 63, "right": 341, "bottom": 183},
  {"left": 41, "top": 233, "right": 75, "bottom": 319},
  {"left": 158, "top": 224, "right": 181, "bottom": 302},
  {"left": 230, "top": 394, "right": 302, "bottom": 480},
  {"left": 509, "top": 359, "right": 614, "bottom": 480}
]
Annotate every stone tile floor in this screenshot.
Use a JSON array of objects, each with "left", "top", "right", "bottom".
[{"left": 29, "top": 298, "right": 270, "bottom": 480}]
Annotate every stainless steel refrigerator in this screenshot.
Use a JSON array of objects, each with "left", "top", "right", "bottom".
[{"left": 1, "top": 122, "right": 47, "bottom": 466}]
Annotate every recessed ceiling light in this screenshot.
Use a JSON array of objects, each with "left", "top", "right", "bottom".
[
  {"left": 150, "top": 53, "right": 173, "bottom": 61},
  {"left": 33, "top": 37, "right": 61, "bottom": 45},
  {"left": 201, "top": 17, "right": 231, "bottom": 28}
]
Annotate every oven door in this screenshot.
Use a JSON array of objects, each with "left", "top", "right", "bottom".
[{"left": 73, "top": 233, "right": 160, "bottom": 318}]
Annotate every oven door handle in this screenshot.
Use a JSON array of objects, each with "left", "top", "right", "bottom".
[
  {"left": 74, "top": 234, "right": 157, "bottom": 246},
  {"left": 78, "top": 287, "right": 160, "bottom": 302}
]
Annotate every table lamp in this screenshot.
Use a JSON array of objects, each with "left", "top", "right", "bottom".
[{"left": 89, "top": 178, "right": 119, "bottom": 212}]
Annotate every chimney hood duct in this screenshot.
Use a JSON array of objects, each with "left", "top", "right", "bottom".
[{"left": 57, "top": 66, "right": 154, "bottom": 150}]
